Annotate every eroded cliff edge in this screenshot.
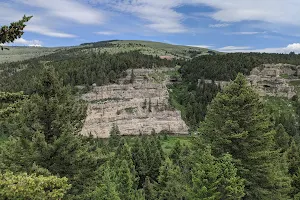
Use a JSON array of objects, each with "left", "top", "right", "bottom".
[{"left": 81, "top": 68, "right": 189, "bottom": 138}]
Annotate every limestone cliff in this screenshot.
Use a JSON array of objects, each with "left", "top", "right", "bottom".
[
  {"left": 199, "top": 63, "right": 300, "bottom": 99},
  {"left": 81, "top": 68, "right": 189, "bottom": 138}
]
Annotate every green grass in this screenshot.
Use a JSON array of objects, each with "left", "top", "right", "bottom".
[
  {"left": 0, "top": 46, "right": 60, "bottom": 63},
  {"left": 280, "top": 74, "right": 289, "bottom": 79},
  {"left": 122, "top": 135, "right": 192, "bottom": 154},
  {"left": 290, "top": 80, "right": 300, "bottom": 86},
  {"left": 160, "top": 135, "right": 192, "bottom": 154}
]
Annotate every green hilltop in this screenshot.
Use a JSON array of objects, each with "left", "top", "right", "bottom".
[{"left": 0, "top": 40, "right": 218, "bottom": 64}]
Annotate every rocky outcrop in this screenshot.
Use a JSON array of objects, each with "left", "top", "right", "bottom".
[
  {"left": 247, "top": 64, "right": 299, "bottom": 99},
  {"left": 199, "top": 63, "right": 300, "bottom": 99},
  {"left": 81, "top": 68, "right": 189, "bottom": 138}
]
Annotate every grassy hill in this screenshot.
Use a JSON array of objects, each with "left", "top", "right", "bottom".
[
  {"left": 0, "top": 40, "right": 217, "bottom": 64},
  {"left": 0, "top": 46, "right": 61, "bottom": 64},
  {"left": 81, "top": 40, "right": 218, "bottom": 58}
]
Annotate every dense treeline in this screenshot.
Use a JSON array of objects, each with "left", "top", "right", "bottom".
[
  {"left": 169, "top": 80, "right": 220, "bottom": 129},
  {"left": 171, "top": 53, "right": 300, "bottom": 130},
  {"left": 2, "top": 68, "right": 300, "bottom": 199},
  {"left": 0, "top": 68, "right": 244, "bottom": 199},
  {"left": 0, "top": 50, "right": 175, "bottom": 93},
  {"left": 181, "top": 53, "right": 300, "bottom": 83}
]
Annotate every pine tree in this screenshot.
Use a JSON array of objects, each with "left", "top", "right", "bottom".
[
  {"left": 132, "top": 138, "right": 148, "bottom": 188},
  {"left": 142, "top": 99, "right": 147, "bottom": 109},
  {"left": 0, "top": 15, "right": 32, "bottom": 49},
  {"left": 109, "top": 123, "right": 121, "bottom": 147},
  {"left": 199, "top": 73, "right": 292, "bottom": 199},
  {"left": 116, "top": 160, "right": 135, "bottom": 200},
  {"left": 32, "top": 67, "right": 86, "bottom": 143},
  {"left": 189, "top": 147, "right": 221, "bottom": 200},
  {"left": 144, "top": 176, "right": 156, "bottom": 200},
  {"left": 130, "top": 69, "right": 135, "bottom": 84},
  {"left": 148, "top": 98, "right": 152, "bottom": 112},
  {"left": 114, "top": 138, "right": 138, "bottom": 187},
  {"left": 157, "top": 158, "right": 187, "bottom": 200},
  {"left": 275, "top": 124, "right": 290, "bottom": 152},
  {"left": 287, "top": 139, "right": 300, "bottom": 175},
  {"left": 169, "top": 141, "right": 182, "bottom": 166},
  {"left": 88, "top": 167, "right": 120, "bottom": 200},
  {"left": 0, "top": 171, "right": 71, "bottom": 199},
  {"left": 217, "top": 154, "right": 245, "bottom": 200}
]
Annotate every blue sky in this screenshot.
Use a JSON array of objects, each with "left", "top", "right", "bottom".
[{"left": 2, "top": 0, "right": 300, "bottom": 53}]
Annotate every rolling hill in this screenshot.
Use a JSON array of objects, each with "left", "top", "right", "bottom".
[{"left": 0, "top": 40, "right": 218, "bottom": 64}]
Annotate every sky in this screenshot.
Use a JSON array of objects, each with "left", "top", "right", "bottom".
[{"left": 2, "top": 0, "right": 300, "bottom": 53}]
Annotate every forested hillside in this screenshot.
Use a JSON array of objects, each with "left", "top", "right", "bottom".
[{"left": 2, "top": 34, "right": 300, "bottom": 199}]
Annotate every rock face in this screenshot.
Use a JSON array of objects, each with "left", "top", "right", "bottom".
[
  {"left": 199, "top": 63, "right": 300, "bottom": 99},
  {"left": 247, "top": 64, "right": 299, "bottom": 99},
  {"left": 81, "top": 68, "right": 189, "bottom": 138}
]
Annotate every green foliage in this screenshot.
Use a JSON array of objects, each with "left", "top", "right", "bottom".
[
  {"left": 189, "top": 147, "right": 244, "bottom": 200},
  {"left": 0, "top": 171, "right": 70, "bottom": 200},
  {"left": 169, "top": 80, "right": 220, "bottom": 129},
  {"left": 0, "top": 15, "right": 32, "bottom": 49},
  {"left": 199, "top": 73, "right": 292, "bottom": 199},
  {"left": 157, "top": 158, "right": 187, "bottom": 200},
  {"left": 0, "top": 51, "right": 175, "bottom": 92},
  {"left": 275, "top": 124, "right": 290, "bottom": 152},
  {"left": 109, "top": 123, "right": 121, "bottom": 147},
  {"left": 143, "top": 176, "right": 156, "bottom": 200},
  {"left": 88, "top": 165, "right": 120, "bottom": 200}
]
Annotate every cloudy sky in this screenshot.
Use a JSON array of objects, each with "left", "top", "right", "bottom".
[{"left": 2, "top": 0, "right": 300, "bottom": 53}]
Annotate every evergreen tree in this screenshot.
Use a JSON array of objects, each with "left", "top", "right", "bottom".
[
  {"left": 157, "top": 158, "right": 187, "bottom": 200},
  {"left": 89, "top": 166, "right": 120, "bottom": 200},
  {"left": 130, "top": 69, "right": 135, "bottom": 84},
  {"left": 292, "top": 168, "right": 300, "bottom": 199},
  {"left": 275, "top": 124, "right": 290, "bottom": 152},
  {"left": 0, "top": 15, "right": 32, "bottom": 49},
  {"left": 189, "top": 147, "right": 221, "bottom": 200},
  {"left": 169, "top": 141, "right": 182, "bottom": 166},
  {"left": 114, "top": 138, "right": 138, "bottom": 187},
  {"left": 0, "top": 171, "right": 71, "bottom": 200},
  {"left": 142, "top": 99, "right": 147, "bottom": 109},
  {"left": 199, "top": 73, "right": 292, "bottom": 199},
  {"left": 132, "top": 138, "right": 148, "bottom": 188},
  {"left": 287, "top": 139, "right": 300, "bottom": 175},
  {"left": 144, "top": 176, "right": 157, "bottom": 200},
  {"left": 148, "top": 98, "right": 152, "bottom": 112},
  {"left": 217, "top": 154, "right": 245, "bottom": 200},
  {"left": 109, "top": 123, "right": 121, "bottom": 147},
  {"left": 31, "top": 67, "right": 86, "bottom": 142},
  {"left": 116, "top": 160, "right": 135, "bottom": 200}
]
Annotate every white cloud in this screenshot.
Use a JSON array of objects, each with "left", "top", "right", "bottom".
[
  {"left": 0, "top": 3, "right": 77, "bottom": 38},
  {"left": 209, "top": 23, "right": 230, "bottom": 28},
  {"left": 88, "top": 0, "right": 187, "bottom": 33},
  {"left": 230, "top": 31, "right": 266, "bottom": 35},
  {"left": 218, "top": 46, "right": 252, "bottom": 52},
  {"left": 188, "top": 45, "right": 214, "bottom": 48},
  {"left": 14, "top": 0, "right": 106, "bottom": 24},
  {"left": 188, "top": 0, "right": 300, "bottom": 28},
  {"left": 26, "top": 25, "right": 77, "bottom": 38},
  {"left": 94, "top": 31, "right": 118, "bottom": 35},
  {"left": 218, "top": 43, "right": 300, "bottom": 53},
  {"left": 10, "top": 38, "right": 42, "bottom": 46}
]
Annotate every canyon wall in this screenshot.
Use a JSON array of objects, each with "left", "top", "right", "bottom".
[{"left": 81, "top": 68, "right": 189, "bottom": 138}]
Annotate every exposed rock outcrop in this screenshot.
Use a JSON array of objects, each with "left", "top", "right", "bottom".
[
  {"left": 199, "top": 63, "right": 300, "bottom": 99},
  {"left": 81, "top": 68, "right": 189, "bottom": 138},
  {"left": 247, "top": 64, "right": 299, "bottom": 99}
]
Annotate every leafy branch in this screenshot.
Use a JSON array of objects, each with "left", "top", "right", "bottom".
[{"left": 0, "top": 15, "right": 32, "bottom": 50}]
